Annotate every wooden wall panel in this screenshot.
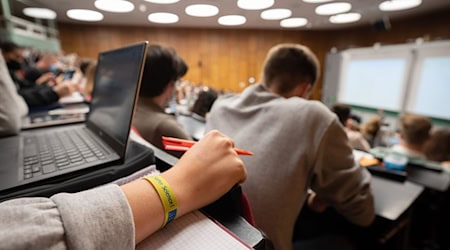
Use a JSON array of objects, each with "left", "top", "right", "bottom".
[{"left": 57, "top": 7, "right": 450, "bottom": 98}]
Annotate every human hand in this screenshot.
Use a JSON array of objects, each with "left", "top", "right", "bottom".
[
  {"left": 307, "top": 191, "right": 328, "bottom": 213},
  {"left": 162, "top": 130, "right": 247, "bottom": 215},
  {"left": 52, "top": 81, "right": 79, "bottom": 97},
  {"left": 36, "top": 72, "right": 56, "bottom": 85}
]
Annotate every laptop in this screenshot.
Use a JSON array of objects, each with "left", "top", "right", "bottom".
[
  {"left": 21, "top": 103, "right": 89, "bottom": 130},
  {"left": 0, "top": 41, "right": 148, "bottom": 193}
]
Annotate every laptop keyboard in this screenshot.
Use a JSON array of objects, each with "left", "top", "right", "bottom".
[{"left": 22, "top": 128, "right": 107, "bottom": 179}]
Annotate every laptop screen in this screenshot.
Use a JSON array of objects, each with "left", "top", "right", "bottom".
[{"left": 87, "top": 42, "right": 147, "bottom": 158}]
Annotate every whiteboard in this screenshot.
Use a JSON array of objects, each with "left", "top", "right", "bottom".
[
  {"left": 337, "top": 46, "right": 412, "bottom": 112},
  {"left": 405, "top": 43, "right": 450, "bottom": 120}
]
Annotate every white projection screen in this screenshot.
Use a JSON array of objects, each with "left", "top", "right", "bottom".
[
  {"left": 406, "top": 43, "right": 450, "bottom": 120},
  {"left": 337, "top": 47, "right": 412, "bottom": 112}
]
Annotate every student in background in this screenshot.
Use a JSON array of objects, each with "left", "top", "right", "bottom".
[
  {"left": 0, "top": 40, "right": 77, "bottom": 107},
  {"left": 0, "top": 52, "right": 28, "bottom": 136},
  {"left": 190, "top": 87, "right": 218, "bottom": 120},
  {"left": 423, "top": 128, "right": 450, "bottom": 167},
  {"left": 133, "top": 44, "right": 191, "bottom": 157},
  {"left": 206, "top": 43, "right": 374, "bottom": 250},
  {"left": 23, "top": 52, "right": 60, "bottom": 86},
  {"left": 360, "top": 115, "right": 383, "bottom": 147},
  {"left": 0, "top": 130, "right": 246, "bottom": 249},
  {"left": 332, "top": 103, "right": 371, "bottom": 152},
  {"left": 177, "top": 87, "right": 218, "bottom": 140},
  {"left": 391, "top": 114, "right": 432, "bottom": 159}
]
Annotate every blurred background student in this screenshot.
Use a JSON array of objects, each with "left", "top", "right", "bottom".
[{"left": 132, "top": 44, "right": 191, "bottom": 157}]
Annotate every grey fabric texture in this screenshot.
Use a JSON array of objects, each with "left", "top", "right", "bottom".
[{"left": 0, "top": 184, "right": 134, "bottom": 250}]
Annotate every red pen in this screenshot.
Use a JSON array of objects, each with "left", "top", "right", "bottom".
[{"left": 162, "top": 136, "right": 253, "bottom": 156}]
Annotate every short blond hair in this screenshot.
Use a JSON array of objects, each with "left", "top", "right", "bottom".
[
  {"left": 262, "top": 43, "right": 320, "bottom": 95},
  {"left": 399, "top": 114, "right": 432, "bottom": 146}
]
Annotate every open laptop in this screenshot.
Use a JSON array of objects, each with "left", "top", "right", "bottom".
[{"left": 0, "top": 41, "right": 148, "bottom": 193}]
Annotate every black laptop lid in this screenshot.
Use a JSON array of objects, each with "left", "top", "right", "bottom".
[{"left": 86, "top": 42, "right": 148, "bottom": 160}]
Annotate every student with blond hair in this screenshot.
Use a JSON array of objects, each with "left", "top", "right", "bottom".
[{"left": 391, "top": 114, "right": 432, "bottom": 159}]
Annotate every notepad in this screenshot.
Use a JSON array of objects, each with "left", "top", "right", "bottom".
[{"left": 137, "top": 210, "right": 252, "bottom": 250}]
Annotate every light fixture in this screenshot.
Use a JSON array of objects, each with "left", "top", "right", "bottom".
[
  {"left": 237, "top": 0, "right": 274, "bottom": 10},
  {"left": 315, "top": 2, "right": 352, "bottom": 15},
  {"left": 185, "top": 4, "right": 219, "bottom": 17},
  {"left": 67, "top": 9, "right": 104, "bottom": 22},
  {"left": 148, "top": 12, "right": 179, "bottom": 24},
  {"left": 260, "top": 8, "right": 292, "bottom": 20},
  {"left": 329, "top": 12, "right": 361, "bottom": 23},
  {"left": 379, "top": 0, "right": 422, "bottom": 12},
  {"left": 280, "top": 18, "right": 308, "bottom": 28},
  {"left": 144, "top": 0, "right": 180, "bottom": 4},
  {"left": 303, "top": 0, "right": 333, "bottom": 3},
  {"left": 94, "top": 0, "right": 135, "bottom": 13},
  {"left": 23, "top": 7, "right": 57, "bottom": 19},
  {"left": 218, "top": 15, "right": 246, "bottom": 26}
]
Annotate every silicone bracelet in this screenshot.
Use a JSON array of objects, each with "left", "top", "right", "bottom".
[{"left": 143, "top": 175, "right": 178, "bottom": 228}]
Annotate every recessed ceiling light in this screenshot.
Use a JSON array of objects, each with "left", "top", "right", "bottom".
[
  {"left": 237, "top": 0, "right": 274, "bottom": 10},
  {"left": 329, "top": 12, "right": 361, "bottom": 23},
  {"left": 23, "top": 7, "right": 57, "bottom": 19},
  {"left": 379, "top": 0, "right": 422, "bottom": 12},
  {"left": 315, "top": 2, "right": 352, "bottom": 15},
  {"left": 144, "top": 0, "right": 180, "bottom": 4},
  {"left": 148, "top": 12, "right": 179, "bottom": 24},
  {"left": 67, "top": 9, "right": 104, "bottom": 22},
  {"left": 185, "top": 4, "right": 219, "bottom": 17},
  {"left": 261, "top": 8, "right": 292, "bottom": 20},
  {"left": 280, "top": 18, "right": 308, "bottom": 28},
  {"left": 94, "top": 0, "right": 134, "bottom": 13},
  {"left": 218, "top": 15, "right": 246, "bottom": 26},
  {"left": 303, "top": 0, "right": 333, "bottom": 3}
]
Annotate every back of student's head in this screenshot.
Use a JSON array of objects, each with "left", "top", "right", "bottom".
[
  {"left": 399, "top": 114, "right": 432, "bottom": 146},
  {"left": 191, "top": 88, "right": 218, "bottom": 118},
  {"left": 262, "top": 43, "right": 320, "bottom": 95},
  {"left": 332, "top": 103, "right": 351, "bottom": 126},
  {"left": 139, "top": 44, "right": 188, "bottom": 98},
  {"left": 423, "top": 129, "right": 450, "bottom": 162}
]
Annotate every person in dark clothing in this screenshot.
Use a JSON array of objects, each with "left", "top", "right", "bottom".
[{"left": 0, "top": 41, "right": 77, "bottom": 107}]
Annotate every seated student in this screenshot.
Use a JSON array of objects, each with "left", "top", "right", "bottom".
[
  {"left": 206, "top": 43, "right": 374, "bottom": 250},
  {"left": 191, "top": 87, "right": 218, "bottom": 120},
  {"left": 0, "top": 52, "right": 28, "bottom": 136},
  {"left": 360, "top": 115, "right": 382, "bottom": 147},
  {"left": 423, "top": 128, "right": 450, "bottom": 168},
  {"left": 23, "top": 52, "right": 60, "bottom": 86},
  {"left": 391, "top": 114, "right": 432, "bottom": 159},
  {"left": 332, "top": 103, "right": 371, "bottom": 152},
  {"left": 0, "top": 130, "right": 246, "bottom": 249},
  {"left": 133, "top": 45, "right": 191, "bottom": 157},
  {"left": 177, "top": 87, "right": 218, "bottom": 140},
  {"left": 0, "top": 40, "right": 77, "bottom": 107}
]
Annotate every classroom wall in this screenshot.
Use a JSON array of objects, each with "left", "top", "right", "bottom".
[{"left": 57, "top": 7, "right": 450, "bottom": 100}]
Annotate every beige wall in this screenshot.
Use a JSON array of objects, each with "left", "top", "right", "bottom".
[{"left": 58, "top": 8, "right": 450, "bottom": 100}]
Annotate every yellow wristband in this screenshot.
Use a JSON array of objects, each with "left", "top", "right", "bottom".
[{"left": 143, "top": 175, "right": 178, "bottom": 228}]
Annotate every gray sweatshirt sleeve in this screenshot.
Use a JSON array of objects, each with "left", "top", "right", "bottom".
[
  {"left": 311, "top": 119, "right": 375, "bottom": 227},
  {"left": 0, "top": 184, "right": 135, "bottom": 250}
]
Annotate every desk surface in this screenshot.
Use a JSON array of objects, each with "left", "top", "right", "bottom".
[{"left": 371, "top": 176, "right": 423, "bottom": 221}]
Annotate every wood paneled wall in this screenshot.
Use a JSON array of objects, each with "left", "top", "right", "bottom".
[{"left": 58, "top": 7, "right": 450, "bottom": 99}]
